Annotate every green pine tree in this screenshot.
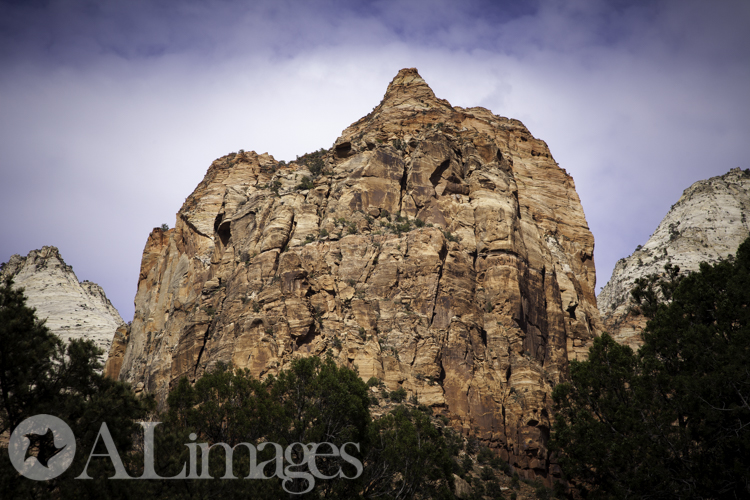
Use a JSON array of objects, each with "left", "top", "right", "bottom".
[
  {"left": 0, "top": 278, "right": 153, "bottom": 499},
  {"left": 552, "top": 238, "right": 750, "bottom": 499}
]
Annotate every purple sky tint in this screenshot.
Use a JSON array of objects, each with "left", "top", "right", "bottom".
[{"left": 1, "top": 0, "right": 749, "bottom": 320}]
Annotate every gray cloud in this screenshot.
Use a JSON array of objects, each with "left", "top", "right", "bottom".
[{"left": 1, "top": 0, "right": 748, "bottom": 320}]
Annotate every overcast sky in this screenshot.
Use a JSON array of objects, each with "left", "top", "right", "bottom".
[{"left": 2, "top": 0, "right": 749, "bottom": 321}]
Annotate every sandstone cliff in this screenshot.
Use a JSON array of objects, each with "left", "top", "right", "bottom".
[
  {"left": 111, "top": 68, "right": 600, "bottom": 481},
  {"left": 598, "top": 167, "right": 750, "bottom": 349},
  {"left": 1, "top": 246, "right": 125, "bottom": 367}
]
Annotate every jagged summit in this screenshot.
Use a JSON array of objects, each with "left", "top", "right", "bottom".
[
  {"left": 388, "top": 67, "right": 427, "bottom": 88},
  {"left": 380, "top": 68, "right": 445, "bottom": 107},
  {"left": 385, "top": 68, "right": 431, "bottom": 93},
  {"left": 337, "top": 68, "right": 533, "bottom": 168},
  {"left": 111, "top": 70, "right": 599, "bottom": 484},
  {"left": 345, "top": 69, "right": 523, "bottom": 143}
]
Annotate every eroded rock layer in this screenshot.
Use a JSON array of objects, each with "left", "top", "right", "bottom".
[
  {"left": 112, "top": 68, "right": 600, "bottom": 481},
  {"left": 1, "top": 246, "right": 124, "bottom": 367},
  {"left": 599, "top": 168, "right": 750, "bottom": 350}
]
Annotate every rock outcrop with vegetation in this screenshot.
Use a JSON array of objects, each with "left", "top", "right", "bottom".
[
  {"left": 110, "top": 68, "right": 600, "bottom": 482},
  {"left": 1, "top": 246, "right": 124, "bottom": 367},
  {"left": 598, "top": 167, "right": 750, "bottom": 349}
]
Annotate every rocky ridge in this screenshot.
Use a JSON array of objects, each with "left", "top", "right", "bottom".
[
  {"left": 109, "top": 68, "right": 601, "bottom": 482},
  {"left": 1, "top": 246, "right": 125, "bottom": 367},
  {"left": 598, "top": 167, "right": 750, "bottom": 349}
]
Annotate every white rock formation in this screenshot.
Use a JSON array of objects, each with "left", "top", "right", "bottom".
[
  {"left": 1, "top": 246, "right": 124, "bottom": 367},
  {"left": 598, "top": 167, "right": 750, "bottom": 349}
]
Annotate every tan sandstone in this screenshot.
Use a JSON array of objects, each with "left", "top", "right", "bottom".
[{"left": 111, "top": 68, "right": 601, "bottom": 482}]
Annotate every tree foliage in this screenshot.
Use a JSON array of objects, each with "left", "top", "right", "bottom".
[
  {"left": 360, "top": 405, "right": 455, "bottom": 499},
  {"left": 629, "top": 261, "right": 682, "bottom": 318},
  {"left": 153, "top": 357, "right": 455, "bottom": 499},
  {"left": 1, "top": 280, "right": 456, "bottom": 499},
  {"left": 552, "top": 239, "right": 750, "bottom": 499},
  {"left": 151, "top": 357, "right": 373, "bottom": 498},
  {"left": 0, "top": 278, "right": 153, "bottom": 498}
]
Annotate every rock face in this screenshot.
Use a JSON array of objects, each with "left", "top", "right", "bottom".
[
  {"left": 599, "top": 168, "right": 750, "bottom": 350},
  {"left": 1, "top": 246, "right": 125, "bottom": 367},
  {"left": 112, "top": 68, "right": 600, "bottom": 481}
]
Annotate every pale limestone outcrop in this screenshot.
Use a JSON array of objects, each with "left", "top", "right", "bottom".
[
  {"left": 113, "top": 68, "right": 600, "bottom": 482},
  {"left": 598, "top": 168, "right": 750, "bottom": 350},
  {"left": 1, "top": 246, "right": 124, "bottom": 367}
]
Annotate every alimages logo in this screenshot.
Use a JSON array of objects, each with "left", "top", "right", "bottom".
[{"left": 9, "top": 414, "right": 363, "bottom": 494}]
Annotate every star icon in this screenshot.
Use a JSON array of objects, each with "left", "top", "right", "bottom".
[{"left": 24, "top": 428, "right": 67, "bottom": 468}]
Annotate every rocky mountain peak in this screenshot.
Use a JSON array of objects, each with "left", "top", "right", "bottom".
[
  {"left": 1, "top": 246, "right": 125, "bottom": 368},
  {"left": 2, "top": 245, "right": 67, "bottom": 275},
  {"left": 382, "top": 67, "right": 440, "bottom": 105},
  {"left": 599, "top": 167, "right": 750, "bottom": 349},
  {"left": 338, "top": 68, "right": 460, "bottom": 149},
  {"left": 111, "top": 68, "right": 600, "bottom": 483}
]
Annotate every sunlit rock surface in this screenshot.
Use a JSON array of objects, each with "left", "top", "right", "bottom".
[
  {"left": 599, "top": 167, "right": 750, "bottom": 350},
  {"left": 111, "top": 68, "right": 601, "bottom": 482},
  {"left": 1, "top": 246, "right": 124, "bottom": 368}
]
